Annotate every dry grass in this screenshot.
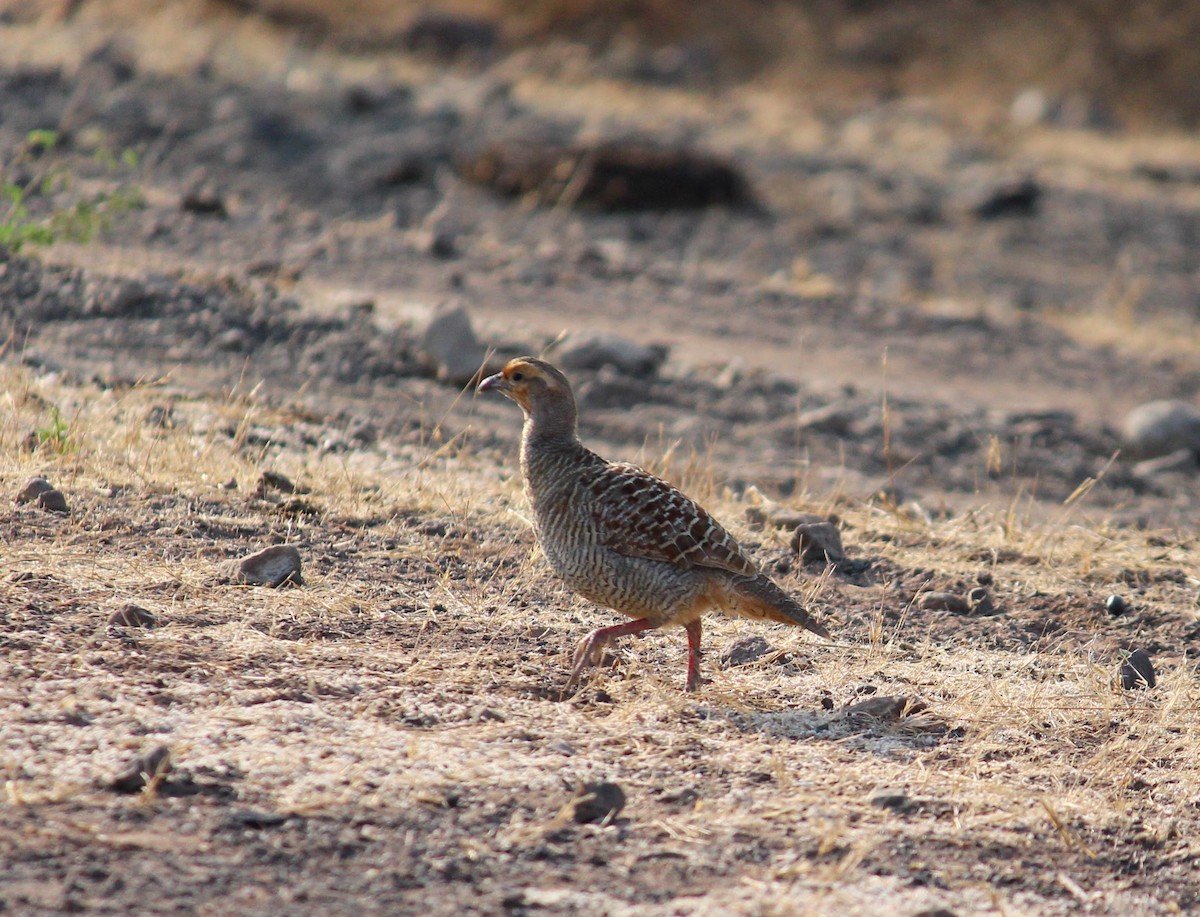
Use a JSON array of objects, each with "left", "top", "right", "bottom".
[{"left": 3, "top": 363, "right": 1199, "bottom": 914}]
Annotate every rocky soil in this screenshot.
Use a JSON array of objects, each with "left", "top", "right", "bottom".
[{"left": 3, "top": 4, "right": 1200, "bottom": 916}]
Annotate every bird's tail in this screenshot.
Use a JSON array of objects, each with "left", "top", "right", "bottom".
[{"left": 724, "top": 574, "right": 831, "bottom": 639}]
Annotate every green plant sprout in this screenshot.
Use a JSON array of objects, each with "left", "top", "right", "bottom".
[
  {"left": 0, "top": 129, "right": 143, "bottom": 254},
  {"left": 36, "top": 404, "right": 73, "bottom": 453}
]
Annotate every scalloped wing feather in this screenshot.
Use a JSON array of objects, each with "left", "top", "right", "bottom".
[{"left": 582, "top": 462, "right": 758, "bottom": 576}]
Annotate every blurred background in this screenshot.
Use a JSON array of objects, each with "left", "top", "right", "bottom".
[{"left": 8, "top": 0, "right": 1200, "bottom": 127}]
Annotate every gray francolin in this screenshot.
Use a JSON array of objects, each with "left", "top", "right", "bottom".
[{"left": 478, "top": 357, "right": 830, "bottom": 692}]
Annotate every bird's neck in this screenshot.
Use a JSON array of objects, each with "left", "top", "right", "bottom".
[
  {"left": 521, "top": 393, "right": 579, "bottom": 445},
  {"left": 519, "top": 400, "right": 585, "bottom": 479}
]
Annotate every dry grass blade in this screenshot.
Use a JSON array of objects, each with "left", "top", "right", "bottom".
[{"left": 2, "top": 365, "right": 1200, "bottom": 915}]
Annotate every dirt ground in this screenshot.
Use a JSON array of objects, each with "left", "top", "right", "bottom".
[{"left": 3, "top": 3, "right": 1200, "bottom": 915}]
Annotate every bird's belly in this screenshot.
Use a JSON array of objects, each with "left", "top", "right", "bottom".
[{"left": 542, "top": 541, "right": 703, "bottom": 625}]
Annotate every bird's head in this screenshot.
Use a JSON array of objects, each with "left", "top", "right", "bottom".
[{"left": 477, "top": 357, "right": 574, "bottom": 418}]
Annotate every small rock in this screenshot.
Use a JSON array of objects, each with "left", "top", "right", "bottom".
[
  {"left": 869, "top": 790, "right": 914, "bottom": 813},
  {"left": 348, "top": 419, "right": 377, "bottom": 445},
  {"left": 551, "top": 332, "right": 667, "bottom": 378},
  {"left": 216, "top": 328, "right": 250, "bottom": 351},
  {"left": 572, "top": 781, "right": 626, "bottom": 824},
  {"left": 791, "top": 522, "right": 845, "bottom": 565},
  {"left": 966, "top": 587, "right": 996, "bottom": 614},
  {"left": 181, "top": 187, "right": 228, "bottom": 218},
  {"left": 972, "top": 177, "right": 1041, "bottom": 219},
  {"left": 421, "top": 303, "right": 488, "bottom": 386},
  {"left": 144, "top": 404, "right": 175, "bottom": 429},
  {"left": 1106, "top": 594, "right": 1129, "bottom": 617},
  {"left": 719, "top": 635, "right": 773, "bottom": 668},
  {"left": 579, "top": 238, "right": 630, "bottom": 270},
  {"left": 919, "top": 592, "right": 970, "bottom": 614},
  {"left": 36, "top": 489, "right": 69, "bottom": 513},
  {"left": 223, "top": 809, "right": 287, "bottom": 830},
  {"left": 459, "top": 140, "right": 755, "bottom": 211},
  {"left": 319, "top": 436, "right": 349, "bottom": 455},
  {"left": 1122, "top": 400, "right": 1200, "bottom": 459},
  {"left": 257, "top": 470, "right": 303, "bottom": 495},
  {"left": 109, "top": 745, "right": 171, "bottom": 794},
  {"left": 108, "top": 604, "right": 157, "bottom": 629},
  {"left": 1119, "top": 650, "right": 1156, "bottom": 690},
  {"left": 842, "top": 695, "right": 927, "bottom": 721},
  {"left": 105, "top": 279, "right": 149, "bottom": 316},
  {"left": 230, "top": 545, "right": 303, "bottom": 587},
  {"left": 14, "top": 476, "right": 55, "bottom": 504},
  {"left": 416, "top": 227, "right": 457, "bottom": 259},
  {"left": 1011, "top": 87, "right": 1050, "bottom": 127},
  {"left": 794, "top": 402, "right": 856, "bottom": 435}
]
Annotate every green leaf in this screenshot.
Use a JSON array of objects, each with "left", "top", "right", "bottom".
[{"left": 26, "top": 129, "right": 59, "bottom": 151}]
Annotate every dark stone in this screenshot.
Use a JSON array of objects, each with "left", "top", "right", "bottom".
[
  {"left": 459, "top": 140, "right": 757, "bottom": 212},
  {"left": 572, "top": 781, "right": 626, "bottom": 824},
  {"left": 181, "top": 188, "right": 228, "bottom": 218},
  {"left": 229, "top": 545, "right": 303, "bottom": 587},
  {"left": 719, "top": 636, "right": 773, "bottom": 669},
  {"left": 973, "top": 177, "right": 1040, "bottom": 219},
  {"left": 37, "top": 489, "right": 69, "bottom": 513},
  {"left": 919, "top": 592, "right": 969, "bottom": 613},
  {"left": 791, "top": 522, "right": 845, "bottom": 565},
  {"left": 108, "top": 745, "right": 171, "bottom": 793},
  {"left": 108, "top": 604, "right": 157, "bottom": 629},
  {"left": 257, "top": 471, "right": 303, "bottom": 495},
  {"left": 223, "top": 810, "right": 287, "bottom": 830},
  {"left": 14, "top": 476, "right": 55, "bottom": 504},
  {"left": 1120, "top": 650, "right": 1156, "bottom": 690}
]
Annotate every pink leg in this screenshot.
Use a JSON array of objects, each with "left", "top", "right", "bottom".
[
  {"left": 568, "top": 618, "right": 653, "bottom": 691},
  {"left": 684, "top": 619, "right": 703, "bottom": 692}
]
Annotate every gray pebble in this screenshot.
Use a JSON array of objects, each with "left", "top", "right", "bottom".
[
  {"left": 14, "top": 476, "right": 55, "bottom": 504},
  {"left": 572, "top": 781, "right": 625, "bottom": 824},
  {"left": 108, "top": 745, "right": 172, "bottom": 794},
  {"left": 1122, "top": 400, "right": 1200, "bottom": 460},
  {"left": 918, "top": 592, "right": 970, "bottom": 614},
  {"left": 421, "top": 303, "right": 488, "bottom": 386},
  {"left": 870, "top": 791, "right": 914, "bottom": 813},
  {"left": 791, "top": 521, "right": 845, "bottom": 564},
  {"left": 1106, "top": 594, "right": 1129, "bottom": 617},
  {"left": 1119, "top": 650, "right": 1156, "bottom": 690},
  {"left": 967, "top": 587, "right": 996, "bottom": 614},
  {"left": 36, "top": 489, "right": 69, "bottom": 513},
  {"left": 108, "top": 604, "right": 157, "bottom": 629},
  {"left": 230, "top": 545, "right": 303, "bottom": 587},
  {"left": 719, "top": 635, "right": 773, "bottom": 669}
]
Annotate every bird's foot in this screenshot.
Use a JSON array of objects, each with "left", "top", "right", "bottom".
[
  {"left": 564, "top": 631, "right": 607, "bottom": 695},
  {"left": 564, "top": 619, "right": 654, "bottom": 696}
]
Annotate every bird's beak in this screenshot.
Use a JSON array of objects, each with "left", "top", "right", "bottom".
[{"left": 477, "top": 371, "right": 506, "bottom": 394}]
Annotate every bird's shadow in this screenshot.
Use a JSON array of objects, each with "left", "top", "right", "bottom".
[{"left": 716, "top": 694, "right": 961, "bottom": 744}]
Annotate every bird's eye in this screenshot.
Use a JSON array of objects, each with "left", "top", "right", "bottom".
[{"left": 511, "top": 371, "right": 525, "bottom": 382}]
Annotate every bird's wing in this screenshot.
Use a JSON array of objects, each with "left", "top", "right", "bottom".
[{"left": 582, "top": 462, "right": 758, "bottom": 576}]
